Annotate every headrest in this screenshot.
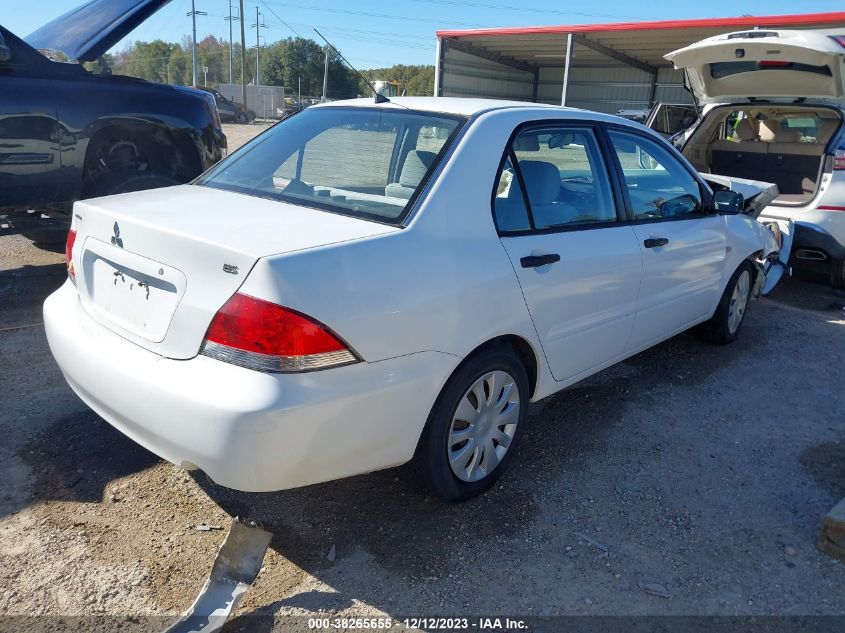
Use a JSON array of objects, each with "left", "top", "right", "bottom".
[
  {"left": 518, "top": 161, "right": 560, "bottom": 206},
  {"left": 775, "top": 127, "right": 801, "bottom": 143},
  {"left": 398, "top": 150, "right": 437, "bottom": 187},
  {"left": 817, "top": 119, "right": 840, "bottom": 144},
  {"left": 514, "top": 135, "right": 540, "bottom": 151},
  {"left": 734, "top": 118, "right": 758, "bottom": 141},
  {"left": 758, "top": 119, "right": 780, "bottom": 142}
]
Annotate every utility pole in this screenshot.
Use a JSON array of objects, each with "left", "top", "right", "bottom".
[
  {"left": 186, "top": 0, "right": 207, "bottom": 87},
  {"left": 298, "top": 76, "right": 301, "bottom": 110},
  {"left": 321, "top": 49, "right": 328, "bottom": 102},
  {"left": 251, "top": 7, "right": 268, "bottom": 86},
  {"left": 239, "top": 0, "right": 246, "bottom": 106},
  {"left": 225, "top": 0, "right": 240, "bottom": 84}
]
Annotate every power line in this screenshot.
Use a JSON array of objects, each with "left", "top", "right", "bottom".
[
  {"left": 407, "top": 0, "right": 640, "bottom": 21},
  {"left": 259, "top": 0, "right": 302, "bottom": 37},
  {"left": 261, "top": 1, "right": 482, "bottom": 28}
]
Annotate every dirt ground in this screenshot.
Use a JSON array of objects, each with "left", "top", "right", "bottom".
[
  {"left": 1, "top": 121, "right": 844, "bottom": 628},
  {"left": 224, "top": 122, "right": 274, "bottom": 153}
]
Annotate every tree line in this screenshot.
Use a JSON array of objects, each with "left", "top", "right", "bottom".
[{"left": 106, "top": 35, "right": 435, "bottom": 99}]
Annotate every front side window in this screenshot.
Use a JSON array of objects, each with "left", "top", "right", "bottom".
[
  {"left": 608, "top": 129, "right": 703, "bottom": 220},
  {"left": 198, "top": 107, "right": 464, "bottom": 224},
  {"left": 501, "top": 126, "right": 616, "bottom": 230}
]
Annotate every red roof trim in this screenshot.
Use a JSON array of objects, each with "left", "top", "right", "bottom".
[{"left": 435, "top": 11, "right": 845, "bottom": 39}]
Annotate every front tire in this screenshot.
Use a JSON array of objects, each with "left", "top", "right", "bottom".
[
  {"left": 414, "top": 347, "right": 529, "bottom": 502},
  {"left": 695, "top": 260, "right": 754, "bottom": 345}
]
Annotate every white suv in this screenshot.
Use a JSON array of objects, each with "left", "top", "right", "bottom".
[{"left": 667, "top": 29, "right": 845, "bottom": 287}]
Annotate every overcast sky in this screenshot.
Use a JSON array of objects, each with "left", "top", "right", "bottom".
[{"left": 6, "top": 0, "right": 845, "bottom": 68}]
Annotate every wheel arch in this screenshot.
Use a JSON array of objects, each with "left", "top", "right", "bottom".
[
  {"left": 80, "top": 119, "right": 203, "bottom": 198},
  {"left": 452, "top": 334, "right": 540, "bottom": 400}
]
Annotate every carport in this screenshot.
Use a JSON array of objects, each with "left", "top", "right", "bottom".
[{"left": 434, "top": 11, "right": 845, "bottom": 114}]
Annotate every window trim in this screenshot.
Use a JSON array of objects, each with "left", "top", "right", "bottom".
[
  {"left": 601, "top": 122, "right": 715, "bottom": 225},
  {"left": 491, "top": 119, "right": 627, "bottom": 237}
]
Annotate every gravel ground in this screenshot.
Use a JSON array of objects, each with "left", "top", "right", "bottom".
[
  {"left": 224, "top": 121, "right": 274, "bottom": 153},
  {"left": 1, "top": 121, "right": 843, "bottom": 627}
]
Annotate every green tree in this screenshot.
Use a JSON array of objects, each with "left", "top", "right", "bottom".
[
  {"left": 360, "top": 64, "right": 435, "bottom": 97},
  {"left": 121, "top": 40, "right": 174, "bottom": 83}
]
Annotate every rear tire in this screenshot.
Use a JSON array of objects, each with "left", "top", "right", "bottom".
[
  {"left": 414, "top": 347, "right": 529, "bottom": 502},
  {"left": 694, "top": 260, "right": 754, "bottom": 345},
  {"left": 830, "top": 258, "right": 845, "bottom": 290}
]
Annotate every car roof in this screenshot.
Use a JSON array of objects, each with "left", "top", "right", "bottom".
[
  {"left": 314, "top": 97, "right": 566, "bottom": 117},
  {"left": 313, "top": 97, "right": 655, "bottom": 132}
]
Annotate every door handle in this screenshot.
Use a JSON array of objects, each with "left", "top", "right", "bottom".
[
  {"left": 643, "top": 237, "right": 669, "bottom": 249},
  {"left": 520, "top": 254, "right": 560, "bottom": 268}
]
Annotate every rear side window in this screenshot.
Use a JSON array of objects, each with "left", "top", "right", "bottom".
[
  {"left": 497, "top": 126, "right": 616, "bottom": 231},
  {"left": 608, "top": 129, "right": 703, "bottom": 220},
  {"left": 199, "top": 107, "right": 464, "bottom": 224},
  {"left": 493, "top": 156, "right": 531, "bottom": 232}
]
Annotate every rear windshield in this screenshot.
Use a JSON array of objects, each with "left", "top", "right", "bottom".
[
  {"left": 709, "top": 61, "right": 832, "bottom": 79},
  {"left": 197, "top": 106, "right": 465, "bottom": 224}
]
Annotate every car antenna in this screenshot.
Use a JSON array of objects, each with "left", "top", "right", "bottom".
[{"left": 312, "top": 28, "right": 390, "bottom": 104}]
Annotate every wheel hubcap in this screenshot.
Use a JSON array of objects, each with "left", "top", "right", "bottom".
[
  {"left": 728, "top": 269, "right": 751, "bottom": 334},
  {"left": 448, "top": 370, "right": 520, "bottom": 482}
]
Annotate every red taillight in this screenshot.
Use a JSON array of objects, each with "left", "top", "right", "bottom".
[
  {"left": 758, "top": 60, "right": 792, "bottom": 68},
  {"left": 201, "top": 293, "right": 357, "bottom": 373},
  {"left": 65, "top": 229, "right": 77, "bottom": 283}
]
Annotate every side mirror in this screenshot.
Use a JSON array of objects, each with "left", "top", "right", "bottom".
[{"left": 712, "top": 189, "right": 744, "bottom": 215}]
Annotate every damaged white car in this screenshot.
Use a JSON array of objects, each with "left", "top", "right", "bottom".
[{"left": 45, "top": 98, "right": 791, "bottom": 502}]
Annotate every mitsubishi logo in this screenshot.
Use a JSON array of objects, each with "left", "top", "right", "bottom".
[{"left": 111, "top": 222, "right": 123, "bottom": 248}]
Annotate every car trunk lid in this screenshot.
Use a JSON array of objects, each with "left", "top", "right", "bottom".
[
  {"left": 666, "top": 29, "right": 845, "bottom": 104},
  {"left": 71, "top": 184, "right": 397, "bottom": 359}
]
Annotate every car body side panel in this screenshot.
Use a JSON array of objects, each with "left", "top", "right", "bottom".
[
  {"left": 627, "top": 216, "right": 727, "bottom": 349},
  {"left": 52, "top": 76, "right": 224, "bottom": 201},
  {"left": 0, "top": 25, "right": 224, "bottom": 212}
]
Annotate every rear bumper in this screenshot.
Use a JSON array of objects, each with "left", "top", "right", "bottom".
[
  {"left": 760, "top": 175, "right": 845, "bottom": 262},
  {"left": 43, "top": 281, "right": 456, "bottom": 492},
  {"left": 792, "top": 222, "right": 845, "bottom": 261}
]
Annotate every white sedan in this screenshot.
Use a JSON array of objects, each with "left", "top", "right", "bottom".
[{"left": 45, "top": 97, "right": 790, "bottom": 501}]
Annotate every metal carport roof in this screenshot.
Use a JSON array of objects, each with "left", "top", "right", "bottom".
[
  {"left": 436, "top": 12, "right": 845, "bottom": 69},
  {"left": 433, "top": 12, "right": 845, "bottom": 112}
]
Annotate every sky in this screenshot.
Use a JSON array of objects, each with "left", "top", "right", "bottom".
[{"left": 5, "top": 0, "right": 845, "bottom": 69}]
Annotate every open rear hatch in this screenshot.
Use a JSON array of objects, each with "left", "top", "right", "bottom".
[
  {"left": 666, "top": 29, "right": 845, "bottom": 104},
  {"left": 71, "top": 185, "right": 396, "bottom": 359}
]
